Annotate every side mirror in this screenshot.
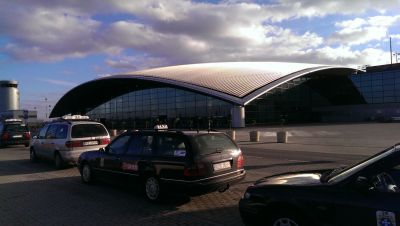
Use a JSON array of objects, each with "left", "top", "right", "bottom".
[{"left": 33, "top": 135, "right": 38, "bottom": 139}]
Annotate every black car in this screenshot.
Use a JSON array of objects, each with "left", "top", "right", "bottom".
[
  {"left": 78, "top": 127, "right": 246, "bottom": 201},
  {"left": 239, "top": 144, "right": 400, "bottom": 226},
  {"left": 0, "top": 119, "right": 30, "bottom": 147}
]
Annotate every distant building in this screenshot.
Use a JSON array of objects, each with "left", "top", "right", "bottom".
[
  {"left": 49, "top": 62, "right": 400, "bottom": 129},
  {"left": 48, "top": 62, "right": 357, "bottom": 129},
  {"left": 0, "top": 80, "right": 19, "bottom": 112},
  {"left": 0, "top": 80, "right": 39, "bottom": 125}
]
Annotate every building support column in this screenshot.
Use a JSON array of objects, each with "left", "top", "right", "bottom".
[{"left": 231, "top": 105, "right": 245, "bottom": 128}]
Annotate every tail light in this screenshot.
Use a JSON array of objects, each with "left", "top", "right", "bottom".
[
  {"left": 237, "top": 153, "right": 244, "bottom": 169},
  {"left": 184, "top": 162, "right": 207, "bottom": 177},
  {"left": 99, "top": 138, "right": 110, "bottom": 145},
  {"left": 24, "top": 132, "right": 31, "bottom": 139},
  {"left": 1, "top": 132, "right": 10, "bottom": 140},
  {"left": 65, "top": 141, "right": 83, "bottom": 148}
]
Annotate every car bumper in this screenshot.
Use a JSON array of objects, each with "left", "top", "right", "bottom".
[
  {"left": 161, "top": 169, "right": 246, "bottom": 195},
  {"left": 60, "top": 150, "right": 88, "bottom": 164},
  {"left": 239, "top": 198, "right": 266, "bottom": 226},
  {"left": 1, "top": 139, "right": 29, "bottom": 146}
]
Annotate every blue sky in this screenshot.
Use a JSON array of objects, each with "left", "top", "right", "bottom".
[{"left": 0, "top": 0, "right": 399, "bottom": 119}]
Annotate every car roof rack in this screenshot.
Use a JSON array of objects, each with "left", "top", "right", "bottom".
[
  {"left": 50, "top": 115, "right": 95, "bottom": 124},
  {"left": 3, "top": 118, "right": 23, "bottom": 123}
]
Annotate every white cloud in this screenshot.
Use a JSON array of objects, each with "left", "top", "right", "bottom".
[
  {"left": 0, "top": 0, "right": 399, "bottom": 67},
  {"left": 267, "top": 0, "right": 400, "bottom": 21},
  {"left": 328, "top": 15, "right": 400, "bottom": 46},
  {"left": 312, "top": 46, "right": 390, "bottom": 66},
  {"left": 391, "top": 34, "right": 400, "bottom": 39},
  {"left": 37, "top": 78, "right": 77, "bottom": 87},
  {"left": 105, "top": 55, "right": 168, "bottom": 71},
  {"left": 0, "top": 7, "right": 105, "bottom": 61}
]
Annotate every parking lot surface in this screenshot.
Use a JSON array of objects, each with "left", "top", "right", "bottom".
[{"left": 1, "top": 123, "right": 397, "bottom": 225}]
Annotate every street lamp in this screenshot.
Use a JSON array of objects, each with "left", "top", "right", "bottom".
[
  {"left": 44, "top": 97, "right": 50, "bottom": 120},
  {"left": 393, "top": 52, "right": 400, "bottom": 63}
]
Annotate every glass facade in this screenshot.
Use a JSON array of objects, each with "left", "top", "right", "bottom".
[
  {"left": 351, "top": 70, "right": 400, "bottom": 104},
  {"left": 85, "top": 65, "right": 400, "bottom": 128},
  {"left": 245, "top": 72, "right": 365, "bottom": 125},
  {"left": 87, "top": 87, "right": 232, "bottom": 129}
]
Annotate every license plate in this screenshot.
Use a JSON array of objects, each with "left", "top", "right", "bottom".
[
  {"left": 213, "top": 161, "right": 231, "bottom": 171},
  {"left": 12, "top": 135, "right": 22, "bottom": 138},
  {"left": 83, "top": 141, "right": 99, "bottom": 146}
]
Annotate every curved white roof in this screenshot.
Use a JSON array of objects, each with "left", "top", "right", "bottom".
[
  {"left": 109, "top": 62, "right": 352, "bottom": 105},
  {"left": 51, "top": 62, "right": 355, "bottom": 117},
  {"left": 119, "top": 62, "right": 320, "bottom": 97}
]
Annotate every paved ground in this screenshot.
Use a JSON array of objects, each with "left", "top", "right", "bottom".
[
  {"left": 232, "top": 122, "right": 400, "bottom": 155},
  {"left": 0, "top": 123, "right": 397, "bottom": 225}
]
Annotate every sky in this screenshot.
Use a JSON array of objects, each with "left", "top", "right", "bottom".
[{"left": 0, "top": 0, "right": 400, "bottom": 119}]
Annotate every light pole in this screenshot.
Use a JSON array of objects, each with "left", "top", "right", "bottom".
[{"left": 45, "top": 97, "right": 48, "bottom": 120}]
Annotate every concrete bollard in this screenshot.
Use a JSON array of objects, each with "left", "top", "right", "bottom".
[
  {"left": 110, "top": 129, "right": 117, "bottom": 137},
  {"left": 226, "top": 130, "right": 236, "bottom": 141},
  {"left": 277, "top": 131, "right": 287, "bottom": 143},
  {"left": 249, "top": 131, "right": 260, "bottom": 142}
]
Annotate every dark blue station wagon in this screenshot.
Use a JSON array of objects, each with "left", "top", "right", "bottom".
[{"left": 78, "top": 129, "right": 246, "bottom": 201}]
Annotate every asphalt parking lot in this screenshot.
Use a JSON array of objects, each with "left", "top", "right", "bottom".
[{"left": 0, "top": 123, "right": 398, "bottom": 226}]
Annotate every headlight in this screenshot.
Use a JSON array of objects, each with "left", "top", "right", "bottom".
[{"left": 243, "top": 192, "right": 251, "bottom": 199}]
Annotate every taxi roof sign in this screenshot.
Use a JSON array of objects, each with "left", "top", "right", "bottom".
[
  {"left": 154, "top": 124, "right": 168, "bottom": 131},
  {"left": 62, "top": 115, "right": 90, "bottom": 120},
  {"left": 4, "top": 118, "right": 23, "bottom": 123}
]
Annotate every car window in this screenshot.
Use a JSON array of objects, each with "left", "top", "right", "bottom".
[
  {"left": 38, "top": 125, "right": 49, "bottom": 139},
  {"left": 126, "top": 135, "right": 154, "bottom": 156},
  {"left": 191, "top": 134, "right": 237, "bottom": 155},
  {"left": 372, "top": 163, "right": 400, "bottom": 193},
  {"left": 55, "top": 125, "right": 68, "bottom": 139},
  {"left": 126, "top": 135, "right": 144, "bottom": 155},
  {"left": 155, "top": 135, "right": 186, "bottom": 157},
  {"left": 4, "top": 124, "right": 28, "bottom": 132},
  {"left": 45, "top": 125, "right": 58, "bottom": 139},
  {"left": 71, "top": 124, "right": 108, "bottom": 138},
  {"left": 108, "top": 135, "right": 130, "bottom": 155}
]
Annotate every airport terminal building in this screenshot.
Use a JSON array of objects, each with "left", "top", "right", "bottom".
[{"left": 50, "top": 62, "right": 400, "bottom": 129}]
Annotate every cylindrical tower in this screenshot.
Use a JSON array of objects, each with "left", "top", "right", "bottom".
[{"left": 0, "top": 80, "right": 20, "bottom": 112}]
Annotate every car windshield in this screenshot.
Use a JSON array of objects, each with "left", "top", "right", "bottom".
[
  {"left": 5, "top": 124, "right": 28, "bottom": 132},
  {"left": 71, "top": 124, "right": 108, "bottom": 138},
  {"left": 191, "top": 133, "right": 237, "bottom": 155},
  {"left": 325, "top": 146, "right": 396, "bottom": 183}
]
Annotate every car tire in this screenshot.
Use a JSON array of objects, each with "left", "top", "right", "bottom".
[
  {"left": 81, "top": 163, "right": 94, "bottom": 184},
  {"left": 267, "top": 210, "right": 307, "bottom": 226},
  {"left": 54, "top": 153, "right": 64, "bottom": 169},
  {"left": 30, "top": 148, "right": 38, "bottom": 163},
  {"left": 144, "top": 176, "right": 163, "bottom": 202}
]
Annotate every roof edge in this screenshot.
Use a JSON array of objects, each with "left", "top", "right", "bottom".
[
  {"left": 242, "top": 66, "right": 356, "bottom": 105},
  {"left": 103, "top": 74, "right": 243, "bottom": 104}
]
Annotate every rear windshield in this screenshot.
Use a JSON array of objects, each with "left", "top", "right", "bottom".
[
  {"left": 71, "top": 124, "right": 108, "bottom": 138},
  {"left": 191, "top": 134, "right": 237, "bottom": 155},
  {"left": 5, "top": 124, "right": 28, "bottom": 132}
]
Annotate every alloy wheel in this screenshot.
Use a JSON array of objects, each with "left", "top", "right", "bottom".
[
  {"left": 82, "top": 164, "right": 92, "bottom": 183},
  {"left": 272, "top": 217, "right": 299, "bottom": 226},
  {"left": 145, "top": 177, "right": 160, "bottom": 201}
]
